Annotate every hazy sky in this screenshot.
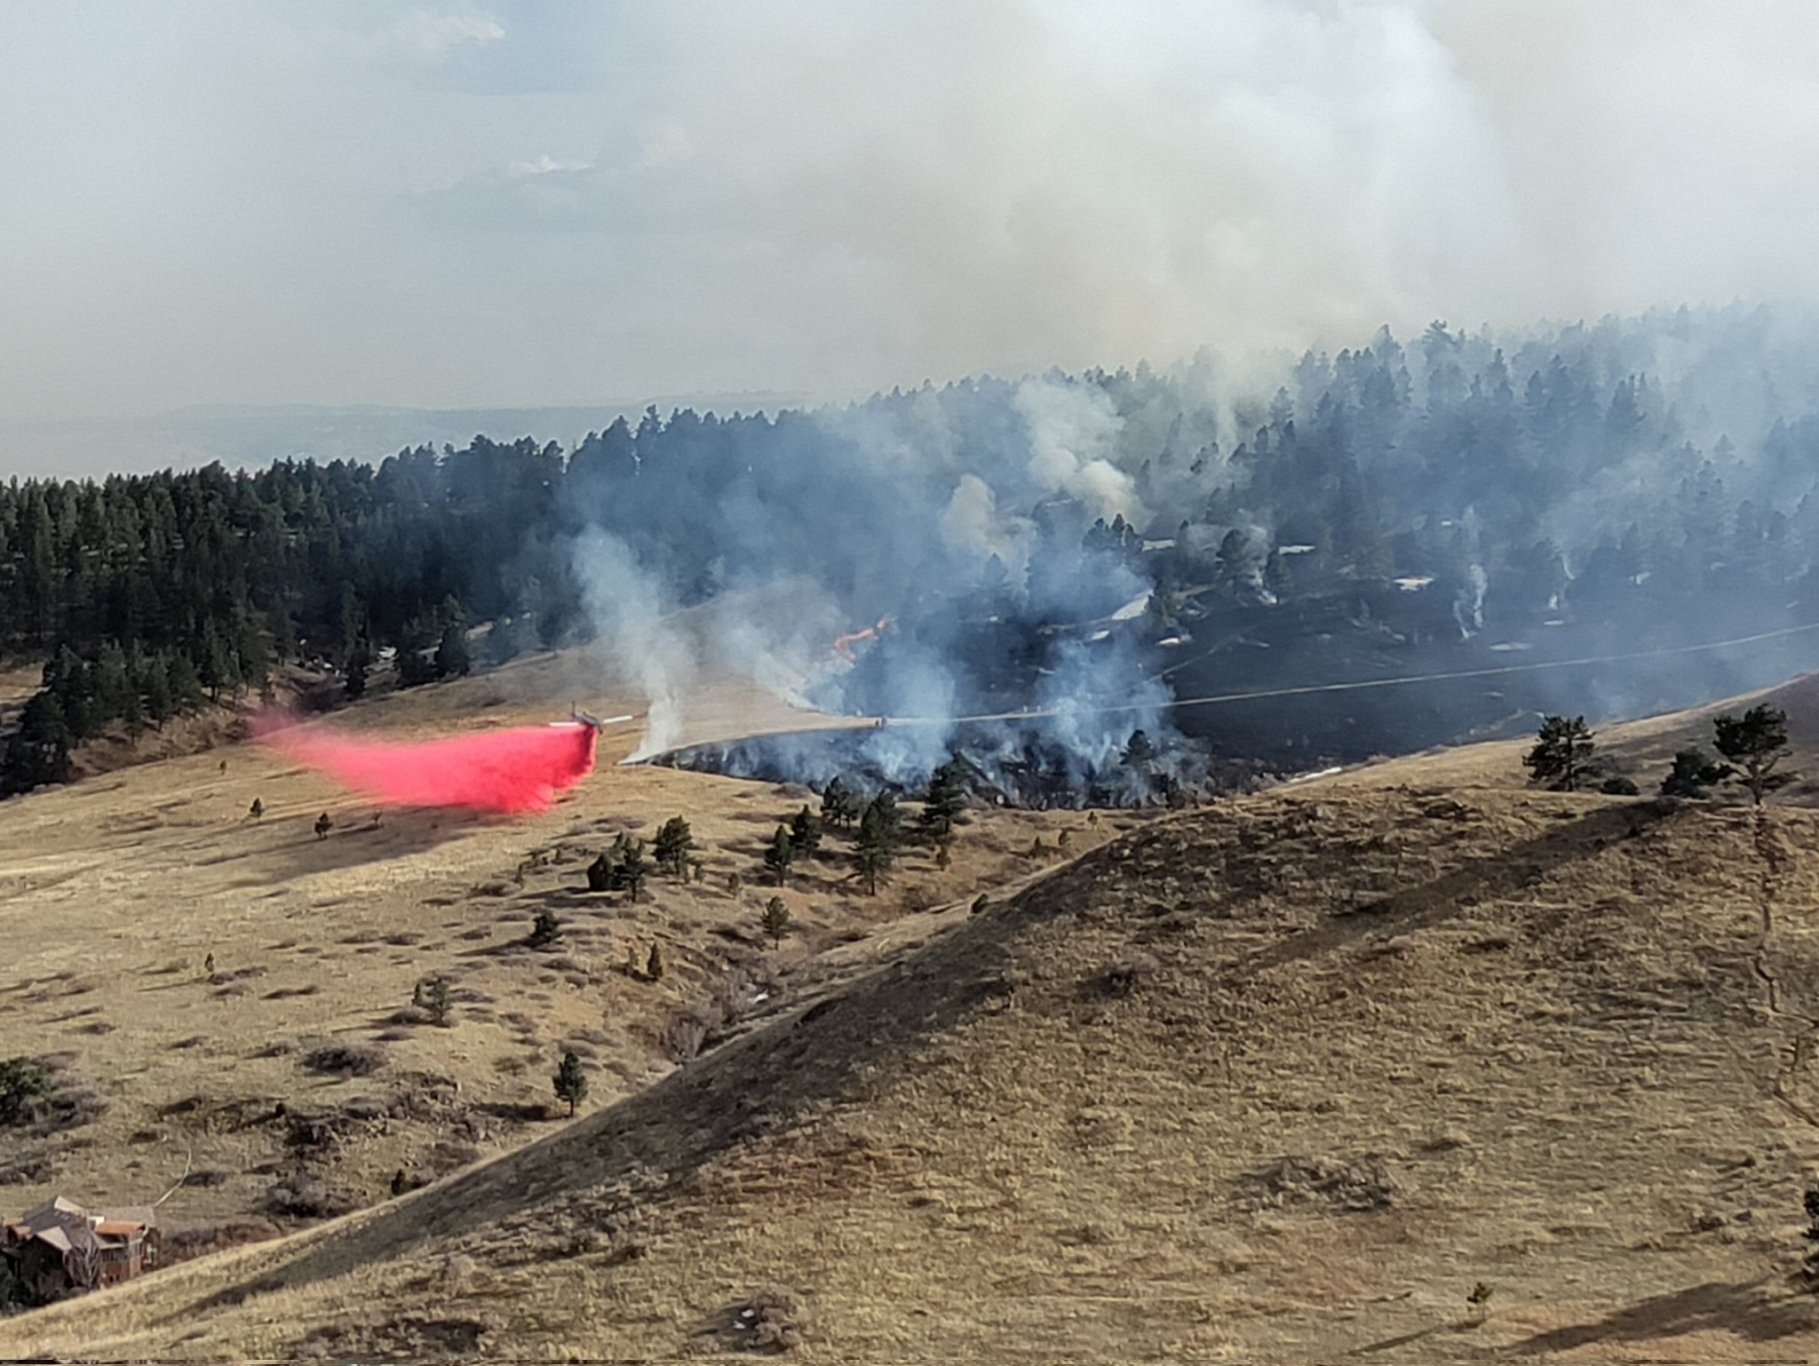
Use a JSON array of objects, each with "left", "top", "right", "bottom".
[{"left": 4, "top": 0, "right": 1819, "bottom": 430}]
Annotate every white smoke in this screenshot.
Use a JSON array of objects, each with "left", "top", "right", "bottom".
[
  {"left": 1014, "top": 377, "right": 1145, "bottom": 524},
  {"left": 940, "top": 473, "right": 1037, "bottom": 574},
  {"left": 572, "top": 529, "right": 695, "bottom": 760}
]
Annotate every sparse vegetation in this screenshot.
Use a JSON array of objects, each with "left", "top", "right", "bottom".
[
  {"left": 654, "top": 816, "right": 694, "bottom": 879},
  {"left": 302, "top": 1043, "right": 384, "bottom": 1077},
  {"left": 763, "top": 825, "right": 794, "bottom": 886},
  {"left": 920, "top": 757, "right": 968, "bottom": 840},
  {"left": 727, "top": 1289, "right": 807, "bottom": 1352},
  {"left": 788, "top": 805, "right": 822, "bottom": 857},
  {"left": 1523, "top": 715, "right": 1597, "bottom": 792},
  {"left": 1802, "top": 1185, "right": 1819, "bottom": 1285},
  {"left": 0, "top": 1057, "right": 53, "bottom": 1127},
  {"left": 646, "top": 943, "right": 665, "bottom": 982},
  {"left": 820, "top": 776, "right": 861, "bottom": 831},
  {"left": 528, "top": 907, "right": 563, "bottom": 949},
  {"left": 762, "top": 897, "right": 792, "bottom": 947},
  {"left": 424, "top": 978, "right": 452, "bottom": 1026},
  {"left": 1660, "top": 747, "right": 1732, "bottom": 798},
  {"left": 854, "top": 795, "right": 899, "bottom": 895},
  {"left": 552, "top": 1051, "right": 588, "bottom": 1117},
  {"left": 587, "top": 835, "right": 651, "bottom": 899},
  {"left": 1715, "top": 704, "right": 1795, "bottom": 806}
]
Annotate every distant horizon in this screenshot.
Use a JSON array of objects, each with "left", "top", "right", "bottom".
[{"left": 8, "top": 2, "right": 1818, "bottom": 446}]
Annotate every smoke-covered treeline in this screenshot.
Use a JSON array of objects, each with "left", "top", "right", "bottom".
[{"left": 8, "top": 304, "right": 1819, "bottom": 797}]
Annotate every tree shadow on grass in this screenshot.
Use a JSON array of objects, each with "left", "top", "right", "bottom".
[{"left": 1505, "top": 1278, "right": 1819, "bottom": 1355}]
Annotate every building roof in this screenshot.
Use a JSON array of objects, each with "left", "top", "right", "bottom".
[{"left": 5, "top": 1196, "right": 157, "bottom": 1254}]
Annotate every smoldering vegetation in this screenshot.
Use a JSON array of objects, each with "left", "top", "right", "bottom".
[
  {"left": 656, "top": 723, "right": 1273, "bottom": 810},
  {"left": 571, "top": 305, "right": 1819, "bottom": 792},
  {"left": 12, "top": 306, "right": 1819, "bottom": 805}
]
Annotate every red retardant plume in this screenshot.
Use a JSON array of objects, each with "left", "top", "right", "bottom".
[{"left": 262, "top": 721, "right": 597, "bottom": 814}]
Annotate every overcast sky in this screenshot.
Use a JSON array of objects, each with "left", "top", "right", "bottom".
[{"left": 4, "top": 0, "right": 1819, "bottom": 434}]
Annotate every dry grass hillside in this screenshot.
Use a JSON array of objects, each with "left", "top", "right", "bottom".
[
  {"left": 1365, "top": 671, "right": 1819, "bottom": 804},
  {"left": 0, "top": 655, "right": 1121, "bottom": 1279},
  {"left": 15, "top": 726, "right": 1819, "bottom": 1360}
]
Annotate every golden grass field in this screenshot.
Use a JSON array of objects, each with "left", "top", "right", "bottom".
[
  {"left": 11, "top": 665, "right": 1819, "bottom": 1360},
  {"left": 0, "top": 650, "right": 1125, "bottom": 1287}
]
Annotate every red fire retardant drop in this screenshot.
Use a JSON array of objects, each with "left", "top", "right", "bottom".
[{"left": 263, "top": 721, "right": 597, "bottom": 814}]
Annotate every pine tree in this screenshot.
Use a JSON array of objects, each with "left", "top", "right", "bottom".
[
  {"left": 553, "top": 1050, "right": 588, "bottom": 1117},
  {"left": 789, "top": 805, "right": 822, "bottom": 856},
  {"left": 645, "top": 942, "right": 665, "bottom": 981},
  {"left": 424, "top": 977, "right": 452, "bottom": 1025},
  {"left": 344, "top": 638, "right": 371, "bottom": 701},
  {"left": 653, "top": 816, "right": 694, "bottom": 878},
  {"left": 529, "top": 907, "right": 562, "bottom": 948},
  {"left": 762, "top": 896, "right": 792, "bottom": 947},
  {"left": 764, "top": 825, "right": 794, "bottom": 886},
  {"left": 435, "top": 622, "right": 471, "bottom": 678},
  {"left": 619, "top": 838, "right": 649, "bottom": 900},
  {"left": 920, "top": 758, "right": 968, "bottom": 840},
  {"left": 586, "top": 852, "right": 613, "bottom": 893},
  {"left": 821, "top": 776, "right": 862, "bottom": 831},
  {"left": 1714, "top": 705, "right": 1795, "bottom": 806},
  {"left": 1523, "top": 716, "right": 1597, "bottom": 792},
  {"left": 855, "top": 796, "right": 899, "bottom": 895},
  {"left": 1660, "top": 748, "right": 1732, "bottom": 799}
]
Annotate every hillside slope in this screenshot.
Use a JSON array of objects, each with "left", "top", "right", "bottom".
[
  {"left": 0, "top": 658, "right": 1110, "bottom": 1269},
  {"left": 15, "top": 769, "right": 1819, "bottom": 1361}
]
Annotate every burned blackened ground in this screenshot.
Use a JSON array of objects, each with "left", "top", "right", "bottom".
[
  {"left": 652, "top": 723, "right": 1272, "bottom": 809},
  {"left": 663, "top": 578, "right": 1819, "bottom": 804}
]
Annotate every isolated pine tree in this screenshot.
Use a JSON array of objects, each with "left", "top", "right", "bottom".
[
  {"left": 762, "top": 896, "right": 792, "bottom": 947},
  {"left": 920, "top": 758, "right": 968, "bottom": 840},
  {"left": 586, "top": 853, "right": 612, "bottom": 892},
  {"left": 619, "top": 838, "right": 649, "bottom": 900},
  {"left": 855, "top": 797, "right": 899, "bottom": 895},
  {"left": 424, "top": 977, "right": 452, "bottom": 1026},
  {"left": 1523, "top": 716, "right": 1596, "bottom": 792},
  {"left": 645, "top": 942, "right": 665, "bottom": 981},
  {"left": 553, "top": 1051, "right": 588, "bottom": 1117},
  {"left": 764, "top": 825, "right": 794, "bottom": 886},
  {"left": 1714, "top": 705, "right": 1794, "bottom": 806}
]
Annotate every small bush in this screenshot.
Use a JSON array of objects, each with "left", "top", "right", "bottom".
[
  {"left": 727, "top": 1289, "right": 807, "bottom": 1352},
  {"left": 302, "top": 1043, "right": 384, "bottom": 1078},
  {"left": 0, "top": 1057, "right": 53, "bottom": 1127},
  {"left": 266, "top": 1172, "right": 350, "bottom": 1219},
  {"left": 762, "top": 897, "right": 792, "bottom": 947},
  {"left": 662, "top": 1012, "right": 709, "bottom": 1064},
  {"left": 528, "top": 908, "right": 562, "bottom": 948},
  {"left": 1097, "top": 953, "right": 1159, "bottom": 998}
]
